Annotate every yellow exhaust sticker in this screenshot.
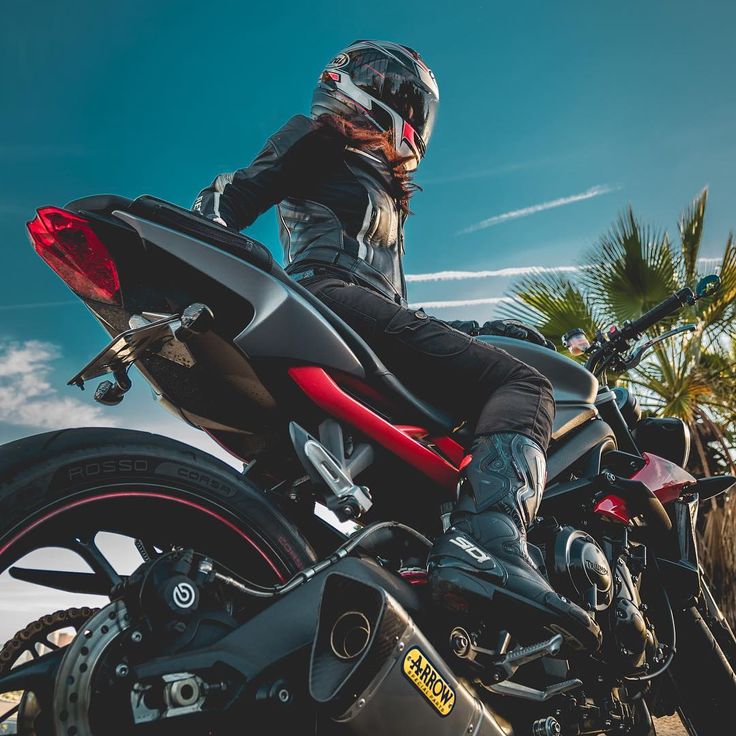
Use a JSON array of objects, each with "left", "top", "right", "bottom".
[{"left": 402, "top": 646, "right": 456, "bottom": 716}]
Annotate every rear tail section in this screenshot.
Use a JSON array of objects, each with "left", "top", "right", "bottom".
[{"left": 24, "top": 197, "right": 280, "bottom": 461}]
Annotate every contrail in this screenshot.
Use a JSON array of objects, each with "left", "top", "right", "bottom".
[
  {"left": 407, "top": 256, "right": 722, "bottom": 284},
  {"left": 458, "top": 185, "right": 619, "bottom": 235},
  {"left": 406, "top": 265, "right": 580, "bottom": 283},
  {"left": 409, "top": 296, "right": 520, "bottom": 309}
]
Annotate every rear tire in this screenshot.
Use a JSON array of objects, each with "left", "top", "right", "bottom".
[{"left": 0, "top": 427, "right": 316, "bottom": 579}]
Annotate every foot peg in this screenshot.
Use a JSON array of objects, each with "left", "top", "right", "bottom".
[
  {"left": 489, "top": 633, "right": 564, "bottom": 681},
  {"left": 290, "top": 421, "right": 374, "bottom": 521},
  {"left": 451, "top": 629, "right": 577, "bottom": 698},
  {"left": 488, "top": 677, "right": 582, "bottom": 702}
]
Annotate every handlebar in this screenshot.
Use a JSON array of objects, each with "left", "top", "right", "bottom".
[
  {"left": 626, "top": 287, "right": 695, "bottom": 338},
  {"left": 578, "top": 275, "right": 719, "bottom": 378}
]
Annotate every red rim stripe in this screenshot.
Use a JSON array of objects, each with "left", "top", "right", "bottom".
[{"left": 0, "top": 491, "right": 285, "bottom": 582}]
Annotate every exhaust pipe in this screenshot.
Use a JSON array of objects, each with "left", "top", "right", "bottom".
[
  {"left": 310, "top": 573, "right": 510, "bottom": 736},
  {"left": 329, "top": 611, "right": 372, "bottom": 660}
]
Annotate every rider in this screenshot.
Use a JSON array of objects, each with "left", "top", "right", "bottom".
[{"left": 193, "top": 40, "right": 600, "bottom": 650}]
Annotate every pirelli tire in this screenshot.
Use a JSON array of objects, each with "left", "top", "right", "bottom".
[{"left": 0, "top": 427, "right": 316, "bottom": 582}]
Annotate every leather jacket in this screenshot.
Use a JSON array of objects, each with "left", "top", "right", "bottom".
[{"left": 193, "top": 115, "right": 408, "bottom": 304}]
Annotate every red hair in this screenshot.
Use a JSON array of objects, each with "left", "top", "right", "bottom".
[{"left": 316, "top": 112, "right": 418, "bottom": 214}]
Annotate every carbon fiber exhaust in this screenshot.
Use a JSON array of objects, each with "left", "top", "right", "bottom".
[{"left": 309, "top": 572, "right": 510, "bottom": 736}]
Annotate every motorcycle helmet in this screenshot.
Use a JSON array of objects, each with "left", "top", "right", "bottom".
[{"left": 312, "top": 39, "right": 439, "bottom": 170}]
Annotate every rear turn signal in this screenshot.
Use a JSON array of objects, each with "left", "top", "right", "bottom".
[{"left": 26, "top": 207, "right": 121, "bottom": 305}]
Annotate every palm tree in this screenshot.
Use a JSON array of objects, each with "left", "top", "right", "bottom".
[
  {"left": 502, "top": 189, "right": 736, "bottom": 621},
  {"left": 504, "top": 188, "right": 736, "bottom": 474}
]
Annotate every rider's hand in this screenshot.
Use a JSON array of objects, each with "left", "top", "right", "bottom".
[
  {"left": 447, "top": 320, "right": 481, "bottom": 336},
  {"left": 478, "top": 319, "right": 556, "bottom": 351}
]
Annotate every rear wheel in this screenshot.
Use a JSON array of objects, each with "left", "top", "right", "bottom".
[{"left": 0, "top": 427, "right": 316, "bottom": 733}]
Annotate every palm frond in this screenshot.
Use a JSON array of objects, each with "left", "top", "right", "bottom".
[
  {"left": 700, "top": 233, "right": 736, "bottom": 334},
  {"left": 501, "top": 271, "right": 600, "bottom": 348},
  {"left": 581, "top": 207, "right": 680, "bottom": 326},
  {"left": 678, "top": 188, "right": 708, "bottom": 283}
]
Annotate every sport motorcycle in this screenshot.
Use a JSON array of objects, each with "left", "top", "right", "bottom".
[{"left": 0, "top": 194, "right": 734, "bottom": 735}]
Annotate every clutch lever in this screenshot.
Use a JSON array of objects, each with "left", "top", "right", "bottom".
[{"left": 624, "top": 323, "right": 697, "bottom": 370}]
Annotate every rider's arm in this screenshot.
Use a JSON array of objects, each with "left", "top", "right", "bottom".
[{"left": 192, "top": 115, "right": 338, "bottom": 230}]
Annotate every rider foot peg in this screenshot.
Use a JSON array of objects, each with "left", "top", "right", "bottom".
[{"left": 487, "top": 677, "right": 582, "bottom": 702}]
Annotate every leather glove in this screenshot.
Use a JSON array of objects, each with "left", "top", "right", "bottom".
[
  {"left": 447, "top": 320, "right": 481, "bottom": 335},
  {"left": 477, "top": 319, "right": 556, "bottom": 351}
]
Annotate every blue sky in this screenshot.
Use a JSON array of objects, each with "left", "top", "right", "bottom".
[{"left": 0, "top": 4, "right": 734, "bottom": 454}]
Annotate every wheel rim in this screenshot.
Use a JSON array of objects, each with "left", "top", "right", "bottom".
[
  {"left": 0, "top": 489, "right": 286, "bottom": 582},
  {"left": 0, "top": 485, "right": 291, "bottom": 733}
]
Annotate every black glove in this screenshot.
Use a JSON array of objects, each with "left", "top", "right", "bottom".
[
  {"left": 447, "top": 320, "right": 481, "bottom": 335},
  {"left": 477, "top": 319, "right": 556, "bottom": 351}
]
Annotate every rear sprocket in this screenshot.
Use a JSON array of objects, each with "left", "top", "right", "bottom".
[{"left": 0, "top": 607, "right": 98, "bottom": 734}]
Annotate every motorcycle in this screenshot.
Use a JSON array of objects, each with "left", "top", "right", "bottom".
[{"left": 0, "top": 194, "right": 734, "bottom": 735}]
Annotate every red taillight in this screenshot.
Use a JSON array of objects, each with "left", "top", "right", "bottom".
[{"left": 26, "top": 207, "right": 121, "bottom": 305}]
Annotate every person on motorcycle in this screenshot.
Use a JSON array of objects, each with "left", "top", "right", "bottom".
[{"left": 193, "top": 39, "right": 600, "bottom": 650}]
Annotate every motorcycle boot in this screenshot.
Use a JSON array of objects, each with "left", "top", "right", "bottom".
[{"left": 428, "top": 433, "right": 602, "bottom": 652}]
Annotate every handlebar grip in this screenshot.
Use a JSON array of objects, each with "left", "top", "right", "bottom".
[{"left": 628, "top": 287, "right": 694, "bottom": 336}]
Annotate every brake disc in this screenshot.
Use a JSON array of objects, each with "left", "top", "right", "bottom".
[{"left": 52, "top": 600, "right": 131, "bottom": 736}]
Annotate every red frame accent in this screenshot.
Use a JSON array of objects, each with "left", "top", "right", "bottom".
[
  {"left": 0, "top": 491, "right": 286, "bottom": 582},
  {"left": 633, "top": 452, "right": 696, "bottom": 505},
  {"left": 400, "top": 569, "right": 428, "bottom": 586},
  {"left": 593, "top": 494, "right": 631, "bottom": 524},
  {"left": 395, "top": 425, "right": 430, "bottom": 438},
  {"left": 594, "top": 452, "right": 696, "bottom": 524},
  {"left": 288, "top": 366, "right": 459, "bottom": 490}
]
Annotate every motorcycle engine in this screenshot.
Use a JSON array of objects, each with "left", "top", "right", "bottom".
[
  {"left": 545, "top": 526, "right": 614, "bottom": 612},
  {"left": 542, "top": 526, "right": 656, "bottom": 674}
]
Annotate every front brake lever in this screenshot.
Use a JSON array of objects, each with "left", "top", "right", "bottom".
[{"left": 624, "top": 323, "right": 697, "bottom": 370}]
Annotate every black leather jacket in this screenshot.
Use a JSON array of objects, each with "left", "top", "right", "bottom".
[{"left": 193, "top": 115, "right": 408, "bottom": 304}]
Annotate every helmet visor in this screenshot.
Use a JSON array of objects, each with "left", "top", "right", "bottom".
[{"left": 349, "top": 51, "right": 439, "bottom": 151}]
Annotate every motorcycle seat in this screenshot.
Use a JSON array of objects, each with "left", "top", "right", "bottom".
[{"left": 66, "top": 195, "right": 467, "bottom": 442}]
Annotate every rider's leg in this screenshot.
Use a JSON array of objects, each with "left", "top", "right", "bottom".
[{"left": 303, "top": 277, "right": 601, "bottom": 650}]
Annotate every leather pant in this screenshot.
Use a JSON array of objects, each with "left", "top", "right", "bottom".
[{"left": 301, "top": 275, "right": 555, "bottom": 450}]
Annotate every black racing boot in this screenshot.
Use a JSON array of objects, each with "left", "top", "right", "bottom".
[{"left": 428, "top": 433, "right": 601, "bottom": 652}]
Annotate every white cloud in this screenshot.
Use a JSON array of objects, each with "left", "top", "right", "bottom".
[
  {"left": 406, "top": 265, "right": 580, "bottom": 283},
  {"left": 458, "top": 184, "right": 619, "bottom": 235},
  {"left": 0, "top": 340, "right": 115, "bottom": 429}
]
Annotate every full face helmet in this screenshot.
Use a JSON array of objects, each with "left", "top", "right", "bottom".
[{"left": 312, "top": 40, "right": 439, "bottom": 170}]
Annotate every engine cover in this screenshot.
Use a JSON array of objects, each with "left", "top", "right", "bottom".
[{"left": 549, "top": 527, "right": 614, "bottom": 612}]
